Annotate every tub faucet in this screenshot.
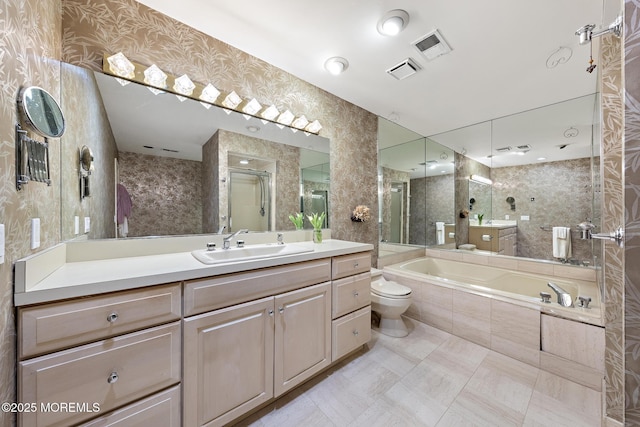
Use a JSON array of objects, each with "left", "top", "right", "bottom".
[
  {"left": 547, "top": 282, "right": 573, "bottom": 307},
  {"left": 223, "top": 229, "right": 248, "bottom": 249}
]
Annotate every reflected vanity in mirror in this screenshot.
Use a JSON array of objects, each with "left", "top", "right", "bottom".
[
  {"left": 16, "top": 86, "right": 66, "bottom": 190},
  {"left": 430, "top": 93, "right": 601, "bottom": 265},
  {"left": 59, "top": 62, "right": 330, "bottom": 240}
]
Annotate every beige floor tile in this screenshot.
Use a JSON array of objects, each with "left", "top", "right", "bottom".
[
  {"left": 523, "top": 370, "right": 602, "bottom": 427},
  {"left": 449, "top": 352, "right": 539, "bottom": 425},
  {"left": 376, "top": 317, "right": 451, "bottom": 363},
  {"left": 236, "top": 388, "right": 331, "bottom": 427}
]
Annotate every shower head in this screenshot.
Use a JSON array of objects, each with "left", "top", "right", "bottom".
[{"left": 575, "top": 15, "right": 623, "bottom": 45}]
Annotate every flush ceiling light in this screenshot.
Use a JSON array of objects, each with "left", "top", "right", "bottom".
[
  {"left": 324, "top": 57, "right": 349, "bottom": 75},
  {"left": 377, "top": 9, "right": 410, "bottom": 36}
]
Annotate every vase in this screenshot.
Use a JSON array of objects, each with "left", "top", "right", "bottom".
[{"left": 313, "top": 229, "right": 323, "bottom": 243}]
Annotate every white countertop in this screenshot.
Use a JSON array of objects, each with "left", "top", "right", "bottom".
[{"left": 14, "top": 236, "right": 373, "bottom": 306}]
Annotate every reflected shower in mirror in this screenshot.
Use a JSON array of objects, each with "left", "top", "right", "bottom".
[
  {"left": 59, "top": 62, "right": 330, "bottom": 240},
  {"left": 377, "top": 117, "right": 456, "bottom": 264}
]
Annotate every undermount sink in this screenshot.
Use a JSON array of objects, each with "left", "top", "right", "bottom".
[{"left": 191, "top": 242, "right": 314, "bottom": 265}]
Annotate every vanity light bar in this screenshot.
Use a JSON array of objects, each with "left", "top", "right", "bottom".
[{"left": 103, "top": 53, "right": 323, "bottom": 135}]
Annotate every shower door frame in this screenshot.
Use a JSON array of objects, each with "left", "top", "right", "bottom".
[{"left": 228, "top": 168, "right": 273, "bottom": 232}]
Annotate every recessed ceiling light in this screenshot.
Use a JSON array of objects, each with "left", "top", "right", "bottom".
[
  {"left": 324, "top": 57, "right": 349, "bottom": 75},
  {"left": 246, "top": 125, "right": 260, "bottom": 133},
  {"left": 377, "top": 9, "right": 410, "bottom": 36}
]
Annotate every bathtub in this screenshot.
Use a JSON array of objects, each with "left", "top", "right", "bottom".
[{"left": 383, "top": 256, "right": 602, "bottom": 326}]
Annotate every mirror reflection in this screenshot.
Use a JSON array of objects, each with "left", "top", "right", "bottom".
[
  {"left": 433, "top": 93, "right": 600, "bottom": 264},
  {"left": 60, "top": 62, "right": 330, "bottom": 240},
  {"left": 377, "top": 118, "right": 456, "bottom": 264}
]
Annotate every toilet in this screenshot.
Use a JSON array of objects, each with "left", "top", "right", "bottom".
[{"left": 370, "top": 269, "right": 413, "bottom": 337}]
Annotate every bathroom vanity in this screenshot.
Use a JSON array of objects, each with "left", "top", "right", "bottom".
[
  {"left": 469, "top": 224, "right": 517, "bottom": 255},
  {"left": 14, "top": 234, "right": 373, "bottom": 427}
]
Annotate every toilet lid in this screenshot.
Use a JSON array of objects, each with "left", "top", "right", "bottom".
[{"left": 371, "top": 280, "right": 412, "bottom": 298}]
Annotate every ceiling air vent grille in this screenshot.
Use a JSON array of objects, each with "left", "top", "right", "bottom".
[
  {"left": 413, "top": 30, "right": 452, "bottom": 61},
  {"left": 495, "top": 146, "right": 512, "bottom": 153},
  {"left": 386, "top": 58, "right": 421, "bottom": 80}
]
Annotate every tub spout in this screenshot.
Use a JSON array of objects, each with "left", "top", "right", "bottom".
[{"left": 547, "top": 282, "right": 573, "bottom": 307}]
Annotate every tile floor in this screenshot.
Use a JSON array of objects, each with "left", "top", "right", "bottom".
[{"left": 236, "top": 317, "right": 602, "bottom": 427}]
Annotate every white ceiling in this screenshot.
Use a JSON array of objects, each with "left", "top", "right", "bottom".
[{"left": 135, "top": 0, "right": 615, "bottom": 138}]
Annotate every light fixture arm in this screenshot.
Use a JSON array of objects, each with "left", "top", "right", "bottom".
[{"left": 576, "top": 14, "right": 623, "bottom": 45}]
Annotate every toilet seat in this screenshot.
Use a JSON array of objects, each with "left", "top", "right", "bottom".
[{"left": 371, "top": 279, "right": 412, "bottom": 299}]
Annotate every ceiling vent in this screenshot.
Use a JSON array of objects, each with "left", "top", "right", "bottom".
[
  {"left": 386, "top": 58, "right": 421, "bottom": 80},
  {"left": 495, "top": 146, "right": 512, "bottom": 153},
  {"left": 516, "top": 144, "right": 532, "bottom": 151},
  {"left": 413, "top": 29, "right": 452, "bottom": 61}
]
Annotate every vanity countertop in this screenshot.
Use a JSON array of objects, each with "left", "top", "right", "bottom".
[
  {"left": 14, "top": 236, "right": 373, "bottom": 306},
  {"left": 469, "top": 224, "right": 517, "bottom": 229}
]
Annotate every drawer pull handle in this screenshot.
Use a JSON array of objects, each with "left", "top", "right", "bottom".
[
  {"left": 107, "top": 372, "right": 119, "bottom": 384},
  {"left": 107, "top": 312, "right": 119, "bottom": 323},
  {"left": 353, "top": 291, "right": 359, "bottom": 297},
  {"left": 353, "top": 330, "right": 359, "bottom": 336}
]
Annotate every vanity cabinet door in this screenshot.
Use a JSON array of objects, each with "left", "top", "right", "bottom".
[
  {"left": 274, "top": 282, "right": 331, "bottom": 397},
  {"left": 183, "top": 297, "right": 274, "bottom": 427}
]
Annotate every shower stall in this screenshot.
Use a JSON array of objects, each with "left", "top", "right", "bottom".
[{"left": 228, "top": 169, "right": 272, "bottom": 232}]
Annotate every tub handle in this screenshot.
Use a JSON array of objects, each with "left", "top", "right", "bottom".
[
  {"left": 540, "top": 292, "right": 551, "bottom": 303},
  {"left": 578, "top": 295, "right": 592, "bottom": 308}
]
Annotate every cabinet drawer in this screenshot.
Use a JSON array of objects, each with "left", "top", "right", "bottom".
[
  {"left": 332, "top": 306, "right": 371, "bottom": 361},
  {"left": 332, "top": 272, "right": 371, "bottom": 319},
  {"left": 18, "top": 283, "right": 181, "bottom": 359},
  {"left": 184, "top": 258, "right": 331, "bottom": 316},
  {"left": 80, "top": 385, "right": 181, "bottom": 427},
  {"left": 331, "top": 252, "right": 371, "bottom": 280},
  {"left": 18, "top": 322, "right": 181, "bottom": 427}
]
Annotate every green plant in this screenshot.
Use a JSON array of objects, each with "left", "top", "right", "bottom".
[
  {"left": 478, "top": 213, "right": 484, "bottom": 224},
  {"left": 307, "top": 212, "right": 326, "bottom": 230},
  {"left": 288, "top": 212, "right": 304, "bottom": 229}
]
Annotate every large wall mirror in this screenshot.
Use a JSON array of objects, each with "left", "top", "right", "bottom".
[
  {"left": 59, "top": 62, "right": 330, "bottom": 240},
  {"left": 380, "top": 91, "right": 601, "bottom": 266},
  {"left": 436, "top": 93, "right": 600, "bottom": 264},
  {"left": 378, "top": 117, "right": 456, "bottom": 263}
]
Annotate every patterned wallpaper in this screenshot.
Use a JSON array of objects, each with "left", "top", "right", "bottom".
[
  {"left": 601, "top": 31, "right": 625, "bottom": 423},
  {"left": 0, "top": 1, "right": 62, "bottom": 425},
  {"left": 118, "top": 152, "right": 203, "bottom": 237},
  {"left": 624, "top": 0, "right": 640, "bottom": 423}
]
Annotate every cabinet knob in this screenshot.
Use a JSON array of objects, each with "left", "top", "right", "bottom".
[
  {"left": 107, "top": 371, "right": 119, "bottom": 384},
  {"left": 278, "top": 307, "right": 284, "bottom": 314},
  {"left": 353, "top": 330, "right": 359, "bottom": 336},
  {"left": 268, "top": 309, "right": 274, "bottom": 316},
  {"left": 353, "top": 262, "right": 359, "bottom": 268},
  {"left": 107, "top": 312, "right": 119, "bottom": 323},
  {"left": 353, "top": 291, "right": 359, "bottom": 297}
]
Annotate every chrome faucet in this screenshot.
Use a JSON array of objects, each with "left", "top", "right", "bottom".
[
  {"left": 223, "top": 229, "right": 248, "bottom": 249},
  {"left": 547, "top": 282, "right": 573, "bottom": 307}
]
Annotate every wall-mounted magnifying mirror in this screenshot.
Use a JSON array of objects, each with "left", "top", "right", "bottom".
[
  {"left": 20, "top": 86, "right": 66, "bottom": 138},
  {"left": 79, "top": 145, "right": 94, "bottom": 199},
  {"left": 15, "top": 86, "right": 65, "bottom": 190}
]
